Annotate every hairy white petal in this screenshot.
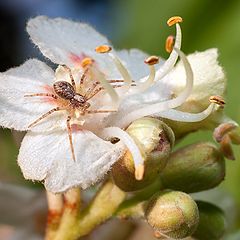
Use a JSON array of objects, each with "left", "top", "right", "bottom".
[
  {"left": 0, "top": 59, "right": 66, "bottom": 132},
  {"left": 27, "top": 16, "right": 164, "bottom": 80},
  {"left": 18, "top": 130, "right": 124, "bottom": 193},
  {"left": 27, "top": 16, "right": 116, "bottom": 73},
  {"left": 163, "top": 48, "right": 226, "bottom": 106}
]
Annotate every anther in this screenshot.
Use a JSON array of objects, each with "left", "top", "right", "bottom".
[
  {"left": 209, "top": 96, "right": 225, "bottom": 106},
  {"left": 167, "top": 16, "right": 183, "bottom": 26},
  {"left": 165, "top": 35, "right": 175, "bottom": 53},
  {"left": 135, "top": 164, "right": 145, "bottom": 180},
  {"left": 144, "top": 56, "right": 159, "bottom": 65},
  {"left": 95, "top": 45, "right": 112, "bottom": 54},
  {"left": 81, "top": 57, "right": 94, "bottom": 68}
]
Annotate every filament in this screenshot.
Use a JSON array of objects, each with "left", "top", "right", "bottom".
[
  {"left": 91, "top": 68, "right": 119, "bottom": 107},
  {"left": 155, "top": 23, "right": 182, "bottom": 80},
  {"left": 116, "top": 48, "right": 193, "bottom": 128},
  {"left": 101, "top": 127, "right": 145, "bottom": 180},
  {"left": 154, "top": 103, "right": 217, "bottom": 122}
]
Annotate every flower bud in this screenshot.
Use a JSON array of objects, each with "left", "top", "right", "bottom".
[
  {"left": 145, "top": 190, "right": 199, "bottom": 239},
  {"left": 193, "top": 201, "right": 226, "bottom": 240},
  {"left": 160, "top": 142, "right": 225, "bottom": 193},
  {"left": 112, "top": 117, "right": 174, "bottom": 192}
]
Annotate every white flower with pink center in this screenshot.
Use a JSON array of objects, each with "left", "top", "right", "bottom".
[{"left": 0, "top": 16, "right": 226, "bottom": 193}]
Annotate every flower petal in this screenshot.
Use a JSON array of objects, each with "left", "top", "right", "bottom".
[
  {"left": 18, "top": 130, "right": 124, "bottom": 193},
  {"left": 27, "top": 16, "right": 163, "bottom": 80},
  {"left": 163, "top": 48, "right": 226, "bottom": 107},
  {"left": 0, "top": 59, "right": 66, "bottom": 132},
  {"left": 27, "top": 16, "right": 110, "bottom": 66}
]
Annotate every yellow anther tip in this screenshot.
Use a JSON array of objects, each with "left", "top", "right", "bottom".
[
  {"left": 165, "top": 35, "right": 175, "bottom": 53},
  {"left": 81, "top": 57, "right": 94, "bottom": 68},
  {"left": 167, "top": 16, "right": 183, "bottom": 26},
  {"left": 135, "top": 164, "right": 145, "bottom": 180},
  {"left": 144, "top": 56, "right": 159, "bottom": 65},
  {"left": 209, "top": 96, "right": 225, "bottom": 106},
  {"left": 95, "top": 45, "right": 112, "bottom": 53}
]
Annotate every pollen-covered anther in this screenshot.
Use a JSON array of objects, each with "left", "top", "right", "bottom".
[
  {"left": 167, "top": 16, "right": 183, "bottom": 26},
  {"left": 144, "top": 56, "right": 159, "bottom": 65},
  {"left": 135, "top": 164, "right": 145, "bottom": 180},
  {"left": 209, "top": 95, "right": 225, "bottom": 107},
  {"left": 165, "top": 35, "right": 175, "bottom": 53},
  {"left": 95, "top": 45, "right": 112, "bottom": 53},
  {"left": 81, "top": 57, "right": 94, "bottom": 68}
]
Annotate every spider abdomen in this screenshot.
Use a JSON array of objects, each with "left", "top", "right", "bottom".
[{"left": 53, "top": 81, "right": 75, "bottom": 100}]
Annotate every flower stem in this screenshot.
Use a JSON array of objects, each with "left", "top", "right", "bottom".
[
  {"left": 54, "top": 181, "right": 126, "bottom": 240},
  {"left": 53, "top": 187, "right": 81, "bottom": 240},
  {"left": 45, "top": 191, "right": 63, "bottom": 240}
]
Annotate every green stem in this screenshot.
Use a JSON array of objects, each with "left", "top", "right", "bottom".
[{"left": 54, "top": 181, "right": 126, "bottom": 240}]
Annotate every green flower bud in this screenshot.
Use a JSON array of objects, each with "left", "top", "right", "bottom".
[
  {"left": 112, "top": 117, "right": 174, "bottom": 192},
  {"left": 193, "top": 201, "right": 226, "bottom": 240},
  {"left": 160, "top": 142, "right": 225, "bottom": 193},
  {"left": 145, "top": 190, "right": 199, "bottom": 239}
]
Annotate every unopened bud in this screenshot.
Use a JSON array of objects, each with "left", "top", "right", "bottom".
[
  {"left": 193, "top": 201, "right": 226, "bottom": 240},
  {"left": 160, "top": 142, "right": 225, "bottom": 193},
  {"left": 145, "top": 190, "right": 199, "bottom": 239},
  {"left": 112, "top": 117, "right": 174, "bottom": 192}
]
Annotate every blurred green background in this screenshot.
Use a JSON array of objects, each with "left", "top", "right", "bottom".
[
  {"left": 114, "top": 0, "right": 240, "bottom": 205},
  {"left": 0, "top": 0, "right": 240, "bottom": 236}
]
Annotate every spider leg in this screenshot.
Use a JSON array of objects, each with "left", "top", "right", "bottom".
[
  {"left": 80, "top": 68, "right": 89, "bottom": 86},
  {"left": 86, "top": 87, "right": 103, "bottom": 100},
  {"left": 66, "top": 116, "right": 76, "bottom": 161},
  {"left": 84, "top": 81, "right": 99, "bottom": 99},
  {"left": 86, "top": 109, "right": 117, "bottom": 114},
  {"left": 24, "top": 93, "right": 58, "bottom": 99},
  {"left": 62, "top": 65, "right": 76, "bottom": 91},
  {"left": 27, "top": 107, "right": 61, "bottom": 129}
]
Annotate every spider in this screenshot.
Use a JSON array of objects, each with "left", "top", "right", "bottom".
[{"left": 24, "top": 65, "right": 130, "bottom": 161}]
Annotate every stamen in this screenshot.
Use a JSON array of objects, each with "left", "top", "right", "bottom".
[
  {"left": 135, "top": 164, "right": 144, "bottom": 180},
  {"left": 213, "top": 122, "right": 237, "bottom": 143},
  {"left": 167, "top": 16, "right": 183, "bottom": 27},
  {"left": 209, "top": 95, "right": 225, "bottom": 107},
  {"left": 95, "top": 45, "right": 112, "bottom": 53},
  {"left": 91, "top": 68, "right": 119, "bottom": 107},
  {"left": 132, "top": 56, "right": 159, "bottom": 93},
  {"left": 81, "top": 57, "right": 94, "bottom": 68},
  {"left": 95, "top": 44, "right": 133, "bottom": 92},
  {"left": 165, "top": 35, "right": 175, "bottom": 53},
  {"left": 144, "top": 56, "right": 159, "bottom": 65},
  {"left": 101, "top": 127, "right": 145, "bottom": 180},
  {"left": 155, "top": 19, "right": 182, "bottom": 80},
  {"left": 153, "top": 96, "right": 225, "bottom": 122},
  {"left": 115, "top": 48, "right": 193, "bottom": 128}
]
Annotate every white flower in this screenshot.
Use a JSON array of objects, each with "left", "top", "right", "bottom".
[{"left": 0, "top": 16, "right": 226, "bottom": 193}]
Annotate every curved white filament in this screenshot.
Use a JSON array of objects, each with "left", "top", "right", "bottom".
[
  {"left": 116, "top": 48, "right": 193, "bottom": 128},
  {"left": 92, "top": 68, "right": 119, "bottom": 107},
  {"left": 101, "top": 127, "right": 144, "bottom": 168},
  {"left": 155, "top": 23, "right": 182, "bottom": 80},
  {"left": 108, "top": 52, "right": 132, "bottom": 92},
  {"left": 153, "top": 103, "right": 217, "bottom": 122},
  {"left": 131, "top": 65, "right": 156, "bottom": 93}
]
